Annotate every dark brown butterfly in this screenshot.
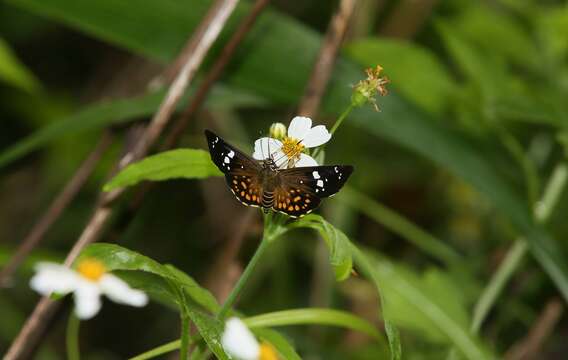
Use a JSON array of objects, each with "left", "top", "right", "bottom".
[{"left": 205, "top": 130, "right": 353, "bottom": 218}]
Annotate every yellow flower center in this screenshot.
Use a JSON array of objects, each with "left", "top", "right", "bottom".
[
  {"left": 259, "top": 342, "right": 279, "bottom": 360},
  {"left": 280, "top": 137, "right": 304, "bottom": 164},
  {"left": 77, "top": 259, "right": 106, "bottom": 282}
]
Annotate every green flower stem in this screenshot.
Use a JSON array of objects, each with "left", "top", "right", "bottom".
[
  {"left": 129, "top": 340, "right": 181, "bottom": 360},
  {"left": 311, "top": 104, "right": 355, "bottom": 160},
  {"left": 66, "top": 312, "right": 81, "bottom": 360},
  {"left": 329, "top": 103, "right": 355, "bottom": 136},
  {"left": 179, "top": 313, "right": 190, "bottom": 360},
  {"left": 129, "top": 308, "right": 383, "bottom": 360},
  {"left": 244, "top": 308, "right": 382, "bottom": 341},
  {"left": 471, "top": 162, "right": 568, "bottom": 334},
  {"left": 217, "top": 213, "right": 276, "bottom": 319}
]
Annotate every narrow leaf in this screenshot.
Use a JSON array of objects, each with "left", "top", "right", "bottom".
[
  {"left": 186, "top": 310, "right": 230, "bottom": 360},
  {"left": 352, "top": 246, "right": 492, "bottom": 360},
  {"left": 0, "top": 37, "right": 41, "bottom": 93},
  {"left": 291, "top": 214, "right": 353, "bottom": 281},
  {"left": 103, "top": 149, "right": 222, "bottom": 191},
  {"left": 252, "top": 328, "right": 302, "bottom": 360},
  {"left": 245, "top": 308, "right": 381, "bottom": 341}
]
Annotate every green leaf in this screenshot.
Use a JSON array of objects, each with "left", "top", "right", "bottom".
[
  {"left": 345, "top": 38, "right": 456, "bottom": 114},
  {"left": 245, "top": 308, "right": 381, "bottom": 341},
  {"left": 291, "top": 214, "right": 353, "bottom": 281},
  {"left": 11, "top": 0, "right": 568, "bottom": 306},
  {"left": 452, "top": 4, "right": 539, "bottom": 68},
  {"left": 6, "top": 0, "right": 209, "bottom": 64},
  {"left": 339, "top": 187, "right": 462, "bottom": 266},
  {"left": 252, "top": 328, "right": 302, "bottom": 360},
  {"left": 350, "top": 101, "right": 568, "bottom": 304},
  {"left": 0, "top": 37, "right": 41, "bottom": 93},
  {"left": 350, "top": 244, "right": 401, "bottom": 360},
  {"left": 78, "top": 243, "right": 219, "bottom": 313},
  {"left": 351, "top": 245, "right": 494, "bottom": 360},
  {"left": 185, "top": 310, "right": 229, "bottom": 360},
  {"left": 0, "top": 91, "right": 163, "bottom": 169},
  {"left": 103, "top": 149, "right": 222, "bottom": 191},
  {"left": 0, "top": 85, "right": 265, "bottom": 169}
]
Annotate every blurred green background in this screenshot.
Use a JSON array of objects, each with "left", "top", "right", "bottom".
[{"left": 1, "top": 0, "right": 568, "bottom": 358}]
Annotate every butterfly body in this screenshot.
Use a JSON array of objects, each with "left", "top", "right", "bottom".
[{"left": 205, "top": 130, "right": 353, "bottom": 218}]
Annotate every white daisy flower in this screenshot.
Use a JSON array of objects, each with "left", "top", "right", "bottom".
[
  {"left": 253, "top": 116, "right": 331, "bottom": 169},
  {"left": 221, "top": 317, "right": 278, "bottom": 360},
  {"left": 30, "top": 259, "right": 148, "bottom": 320}
]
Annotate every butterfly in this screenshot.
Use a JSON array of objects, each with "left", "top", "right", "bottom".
[{"left": 205, "top": 129, "right": 353, "bottom": 218}]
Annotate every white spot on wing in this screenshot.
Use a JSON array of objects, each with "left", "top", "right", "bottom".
[
  {"left": 224, "top": 157, "right": 230, "bottom": 164},
  {"left": 317, "top": 180, "right": 324, "bottom": 187},
  {"left": 228, "top": 150, "right": 235, "bottom": 158},
  {"left": 312, "top": 171, "right": 320, "bottom": 179}
]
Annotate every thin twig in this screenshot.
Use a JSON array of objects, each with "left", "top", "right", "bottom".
[
  {"left": 0, "top": 131, "right": 114, "bottom": 286},
  {"left": 298, "top": 0, "right": 357, "bottom": 117},
  {"left": 504, "top": 299, "right": 563, "bottom": 360},
  {"left": 163, "top": 0, "right": 271, "bottom": 149},
  {"left": 4, "top": 2, "right": 238, "bottom": 359},
  {"left": 294, "top": 0, "right": 358, "bottom": 315},
  {"left": 128, "top": 0, "right": 270, "bottom": 210}
]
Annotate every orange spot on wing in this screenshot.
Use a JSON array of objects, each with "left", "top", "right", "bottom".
[{"left": 293, "top": 196, "right": 301, "bottom": 202}]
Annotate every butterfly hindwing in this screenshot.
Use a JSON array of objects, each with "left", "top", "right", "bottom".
[
  {"left": 271, "top": 184, "right": 321, "bottom": 218},
  {"left": 226, "top": 174, "right": 263, "bottom": 208},
  {"left": 272, "top": 165, "right": 353, "bottom": 217}
]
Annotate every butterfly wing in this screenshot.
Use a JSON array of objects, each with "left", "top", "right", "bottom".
[
  {"left": 272, "top": 165, "right": 354, "bottom": 217},
  {"left": 205, "top": 130, "right": 263, "bottom": 208}
]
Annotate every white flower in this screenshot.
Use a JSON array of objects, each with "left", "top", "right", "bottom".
[
  {"left": 30, "top": 259, "right": 148, "bottom": 320},
  {"left": 221, "top": 317, "right": 278, "bottom": 360},
  {"left": 253, "top": 116, "right": 331, "bottom": 169}
]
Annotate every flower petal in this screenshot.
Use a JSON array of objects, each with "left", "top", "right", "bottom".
[
  {"left": 271, "top": 150, "right": 291, "bottom": 169},
  {"left": 301, "top": 125, "right": 331, "bottom": 148},
  {"left": 253, "top": 137, "right": 282, "bottom": 160},
  {"left": 30, "top": 262, "right": 79, "bottom": 296},
  {"left": 99, "top": 274, "right": 148, "bottom": 307},
  {"left": 295, "top": 153, "right": 319, "bottom": 167},
  {"left": 73, "top": 281, "right": 102, "bottom": 319},
  {"left": 287, "top": 116, "right": 312, "bottom": 140},
  {"left": 222, "top": 317, "right": 260, "bottom": 360}
]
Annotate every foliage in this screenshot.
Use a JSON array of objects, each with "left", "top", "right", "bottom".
[{"left": 2, "top": 0, "right": 568, "bottom": 359}]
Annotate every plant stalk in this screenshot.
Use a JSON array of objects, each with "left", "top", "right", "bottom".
[
  {"left": 66, "top": 313, "right": 81, "bottom": 360},
  {"left": 471, "top": 162, "right": 568, "bottom": 334},
  {"left": 217, "top": 213, "right": 275, "bottom": 319}
]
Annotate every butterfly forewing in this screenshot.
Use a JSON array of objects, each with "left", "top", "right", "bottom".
[
  {"left": 205, "top": 130, "right": 264, "bottom": 207},
  {"left": 279, "top": 165, "right": 354, "bottom": 198}
]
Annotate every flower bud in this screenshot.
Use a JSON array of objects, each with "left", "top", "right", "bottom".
[{"left": 269, "top": 122, "right": 287, "bottom": 140}]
